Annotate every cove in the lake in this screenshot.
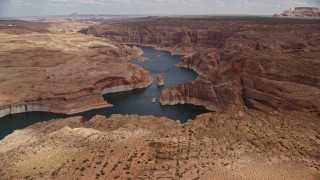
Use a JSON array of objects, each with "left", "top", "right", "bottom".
[{"left": 0, "top": 46, "right": 210, "bottom": 140}]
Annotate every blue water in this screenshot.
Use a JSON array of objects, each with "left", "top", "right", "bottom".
[{"left": 0, "top": 46, "right": 209, "bottom": 140}]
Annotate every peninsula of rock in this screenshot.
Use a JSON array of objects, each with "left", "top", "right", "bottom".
[{"left": 0, "top": 20, "right": 152, "bottom": 118}]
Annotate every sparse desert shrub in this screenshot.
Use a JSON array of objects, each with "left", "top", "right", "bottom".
[
  {"left": 103, "top": 163, "right": 108, "bottom": 168},
  {"left": 100, "top": 170, "right": 105, "bottom": 175},
  {"left": 96, "top": 161, "right": 101, "bottom": 165}
]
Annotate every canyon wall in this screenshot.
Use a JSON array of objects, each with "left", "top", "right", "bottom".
[
  {"left": 82, "top": 17, "right": 238, "bottom": 55},
  {"left": 85, "top": 17, "right": 320, "bottom": 114}
]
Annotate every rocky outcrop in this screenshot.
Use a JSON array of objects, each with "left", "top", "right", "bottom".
[
  {"left": 156, "top": 74, "right": 164, "bottom": 86},
  {"left": 0, "top": 23, "right": 152, "bottom": 118},
  {"left": 275, "top": 7, "right": 320, "bottom": 18},
  {"left": 160, "top": 77, "right": 244, "bottom": 111},
  {"left": 0, "top": 110, "right": 319, "bottom": 179},
  {"left": 160, "top": 80, "right": 217, "bottom": 107}
]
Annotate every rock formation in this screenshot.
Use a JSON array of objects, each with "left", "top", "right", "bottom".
[
  {"left": 177, "top": 48, "right": 220, "bottom": 74},
  {"left": 156, "top": 74, "right": 164, "bottom": 86},
  {"left": 275, "top": 7, "right": 320, "bottom": 18},
  {"left": 0, "top": 21, "right": 152, "bottom": 118},
  {"left": 0, "top": 109, "right": 319, "bottom": 179}
]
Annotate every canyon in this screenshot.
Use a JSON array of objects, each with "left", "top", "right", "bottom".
[{"left": 83, "top": 16, "right": 320, "bottom": 114}]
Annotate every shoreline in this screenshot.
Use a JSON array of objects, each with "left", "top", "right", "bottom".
[{"left": 0, "top": 76, "right": 152, "bottom": 119}]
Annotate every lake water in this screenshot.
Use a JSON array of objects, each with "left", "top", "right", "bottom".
[{"left": 0, "top": 46, "right": 209, "bottom": 140}]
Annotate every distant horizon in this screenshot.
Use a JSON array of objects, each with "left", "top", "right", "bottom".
[
  {"left": 0, "top": 0, "right": 319, "bottom": 18},
  {"left": 0, "top": 13, "right": 279, "bottom": 19}
]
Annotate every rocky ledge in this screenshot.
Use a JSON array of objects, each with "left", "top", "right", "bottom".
[
  {"left": 0, "top": 21, "right": 152, "bottom": 118},
  {"left": 0, "top": 109, "right": 319, "bottom": 179}
]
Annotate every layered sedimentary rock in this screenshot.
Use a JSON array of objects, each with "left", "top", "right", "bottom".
[
  {"left": 177, "top": 48, "right": 220, "bottom": 74},
  {"left": 162, "top": 46, "right": 244, "bottom": 111},
  {"left": 221, "top": 27, "right": 320, "bottom": 113},
  {"left": 0, "top": 109, "right": 319, "bottom": 179},
  {"left": 89, "top": 17, "right": 320, "bottom": 114},
  {"left": 156, "top": 74, "right": 164, "bottom": 86},
  {"left": 0, "top": 21, "right": 152, "bottom": 118},
  {"left": 81, "top": 17, "right": 237, "bottom": 55},
  {"left": 165, "top": 26, "right": 320, "bottom": 113},
  {"left": 160, "top": 77, "right": 244, "bottom": 111},
  {"left": 275, "top": 7, "right": 320, "bottom": 18}
]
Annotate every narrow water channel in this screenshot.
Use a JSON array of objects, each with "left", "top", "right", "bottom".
[{"left": 0, "top": 46, "right": 209, "bottom": 140}]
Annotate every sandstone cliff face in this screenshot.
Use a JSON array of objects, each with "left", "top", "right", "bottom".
[
  {"left": 82, "top": 18, "right": 237, "bottom": 55},
  {"left": 160, "top": 76, "right": 244, "bottom": 111},
  {"left": 162, "top": 22, "right": 320, "bottom": 113},
  {"left": 178, "top": 48, "right": 220, "bottom": 74},
  {"left": 0, "top": 110, "right": 319, "bottom": 179},
  {"left": 221, "top": 28, "right": 320, "bottom": 113}
]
